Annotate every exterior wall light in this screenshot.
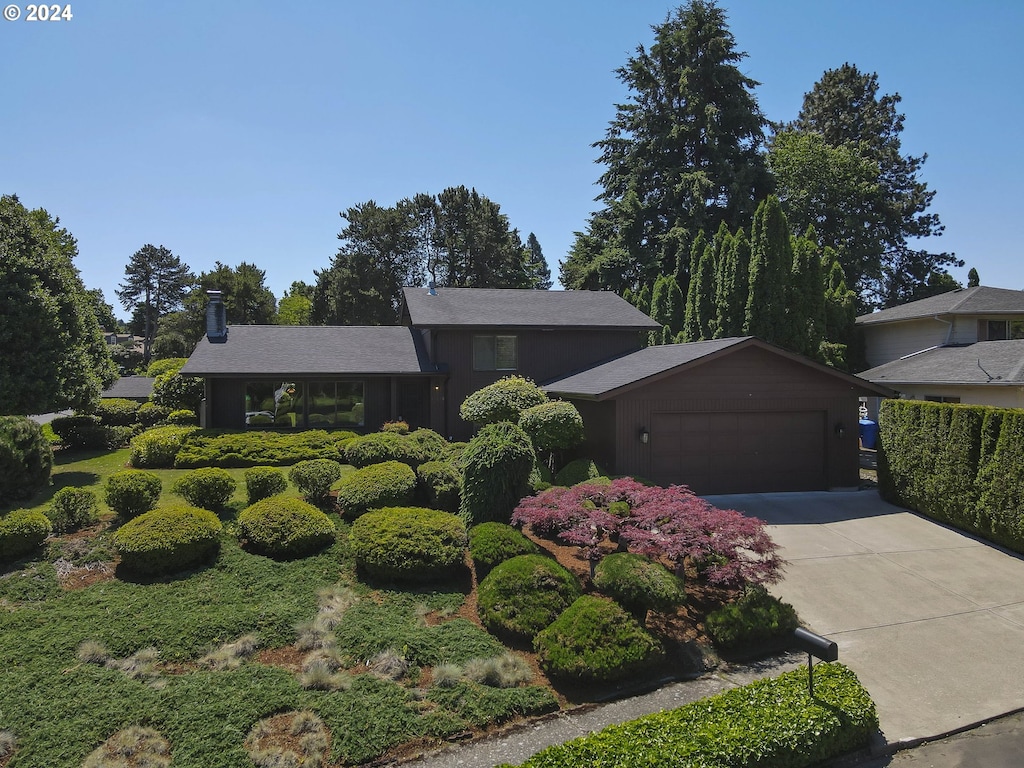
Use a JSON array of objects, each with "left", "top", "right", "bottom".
[
  {"left": 834, "top": 422, "right": 845, "bottom": 438},
  {"left": 639, "top": 428, "right": 650, "bottom": 444}
]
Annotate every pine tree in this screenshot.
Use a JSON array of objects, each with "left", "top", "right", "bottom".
[{"left": 967, "top": 267, "right": 980, "bottom": 288}]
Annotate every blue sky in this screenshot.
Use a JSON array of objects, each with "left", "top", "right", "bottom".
[{"left": 3, "top": 1, "right": 1021, "bottom": 320}]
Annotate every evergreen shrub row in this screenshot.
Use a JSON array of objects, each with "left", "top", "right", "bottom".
[
  {"left": 51, "top": 415, "right": 133, "bottom": 451},
  {"left": 344, "top": 428, "right": 447, "bottom": 468},
  {"left": 500, "top": 663, "right": 877, "bottom": 768},
  {"left": 878, "top": 400, "right": 1024, "bottom": 551},
  {"left": 129, "top": 426, "right": 199, "bottom": 468},
  {"left": 172, "top": 429, "right": 356, "bottom": 468}
]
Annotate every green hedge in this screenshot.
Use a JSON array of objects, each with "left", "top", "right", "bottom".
[
  {"left": 129, "top": 426, "right": 199, "bottom": 468},
  {"left": 349, "top": 506, "right": 468, "bottom": 582},
  {"left": 113, "top": 504, "right": 222, "bottom": 575},
  {"left": 173, "top": 429, "right": 356, "bottom": 468},
  {"left": 500, "top": 663, "right": 877, "bottom": 768},
  {"left": 92, "top": 398, "right": 141, "bottom": 426},
  {"left": 878, "top": 400, "right": 1024, "bottom": 551},
  {"left": 51, "top": 414, "right": 130, "bottom": 450},
  {"left": 0, "top": 508, "right": 52, "bottom": 563},
  {"left": 335, "top": 460, "right": 417, "bottom": 518}
]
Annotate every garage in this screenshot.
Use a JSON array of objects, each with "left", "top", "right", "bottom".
[{"left": 545, "top": 337, "right": 893, "bottom": 495}]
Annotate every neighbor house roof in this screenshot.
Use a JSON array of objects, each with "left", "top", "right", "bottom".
[
  {"left": 856, "top": 286, "right": 1024, "bottom": 326},
  {"left": 101, "top": 376, "right": 155, "bottom": 399},
  {"left": 180, "top": 325, "right": 435, "bottom": 377},
  {"left": 401, "top": 287, "right": 661, "bottom": 330},
  {"left": 859, "top": 340, "right": 1024, "bottom": 386},
  {"left": 544, "top": 337, "right": 893, "bottom": 399}
]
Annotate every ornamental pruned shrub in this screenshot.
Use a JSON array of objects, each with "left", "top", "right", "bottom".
[
  {"left": 0, "top": 508, "right": 52, "bottom": 563},
  {"left": 468, "top": 522, "right": 541, "bottom": 576},
  {"left": 518, "top": 400, "right": 585, "bottom": 453},
  {"left": 0, "top": 416, "right": 53, "bottom": 506},
  {"left": 460, "top": 422, "right": 534, "bottom": 527},
  {"left": 344, "top": 432, "right": 424, "bottom": 468},
  {"left": 113, "top": 504, "right": 222, "bottom": 575},
  {"left": 416, "top": 461, "right": 461, "bottom": 514},
  {"left": 477, "top": 554, "right": 582, "bottom": 642},
  {"left": 47, "top": 487, "right": 99, "bottom": 534},
  {"left": 93, "top": 398, "right": 141, "bottom": 426},
  {"left": 105, "top": 470, "right": 162, "bottom": 519},
  {"left": 129, "top": 426, "right": 197, "bottom": 468},
  {"left": 592, "top": 552, "right": 685, "bottom": 623},
  {"left": 173, "top": 430, "right": 354, "bottom": 468},
  {"left": 533, "top": 595, "right": 665, "bottom": 683},
  {"left": 50, "top": 414, "right": 122, "bottom": 450},
  {"left": 244, "top": 466, "right": 288, "bottom": 505},
  {"left": 171, "top": 467, "right": 237, "bottom": 512},
  {"left": 237, "top": 497, "right": 336, "bottom": 559},
  {"left": 705, "top": 585, "right": 799, "bottom": 656},
  {"left": 553, "top": 458, "right": 604, "bottom": 487},
  {"left": 407, "top": 428, "right": 449, "bottom": 463},
  {"left": 288, "top": 459, "right": 342, "bottom": 506},
  {"left": 349, "top": 506, "right": 468, "bottom": 582},
  {"left": 335, "top": 460, "right": 417, "bottom": 518},
  {"left": 459, "top": 376, "right": 548, "bottom": 426},
  {"left": 513, "top": 477, "right": 782, "bottom": 588}
]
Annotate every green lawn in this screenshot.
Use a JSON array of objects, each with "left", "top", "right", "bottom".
[{"left": 0, "top": 450, "right": 556, "bottom": 768}]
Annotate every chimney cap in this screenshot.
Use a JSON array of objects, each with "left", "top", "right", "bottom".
[{"left": 207, "top": 290, "right": 224, "bottom": 300}]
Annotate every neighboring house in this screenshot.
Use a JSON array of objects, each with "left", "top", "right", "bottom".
[
  {"left": 101, "top": 376, "right": 155, "bottom": 402},
  {"left": 102, "top": 331, "right": 145, "bottom": 353},
  {"left": 182, "top": 288, "right": 887, "bottom": 493},
  {"left": 857, "top": 286, "right": 1024, "bottom": 408}
]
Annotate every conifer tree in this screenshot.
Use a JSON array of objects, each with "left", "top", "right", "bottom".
[
  {"left": 715, "top": 227, "right": 749, "bottom": 338},
  {"left": 684, "top": 241, "right": 717, "bottom": 341},
  {"left": 789, "top": 228, "right": 825, "bottom": 357},
  {"left": 650, "top": 275, "right": 684, "bottom": 343},
  {"left": 744, "top": 197, "right": 793, "bottom": 345},
  {"left": 967, "top": 267, "right": 980, "bottom": 288}
]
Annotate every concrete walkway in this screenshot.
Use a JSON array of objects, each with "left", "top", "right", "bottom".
[{"left": 708, "top": 490, "right": 1024, "bottom": 748}]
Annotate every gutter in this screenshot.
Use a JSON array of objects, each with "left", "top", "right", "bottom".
[{"left": 933, "top": 314, "right": 954, "bottom": 345}]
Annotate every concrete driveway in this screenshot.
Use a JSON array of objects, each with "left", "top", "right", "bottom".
[{"left": 706, "top": 490, "right": 1024, "bottom": 747}]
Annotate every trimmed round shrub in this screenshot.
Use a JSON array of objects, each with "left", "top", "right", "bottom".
[
  {"left": 105, "top": 469, "right": 162, "bottom": 519},
  {"left": 47, "top": 487, "right": 100, "bottom": 534},
  {"left": 554, "top": 458, "right": 605, "bottom": 487},
  {"left": 171, "top": 467, "right": 237, "bottom": 511},
  {"left": 137, "top": 402, "right": 173, "bottom": 427},
  {"left": 705, "top": 586, "right": 799, "bottom": 655},
  {"left": 93, "top": 398, "right": 141, "bottom": 426},
  {"left": 0, "top": 508, "right": 52, "bottom": 563},
  {"left": 0, "top": 416, "right": 53, "bottom": 506},
  {"left": 50, "top": 414, "right": 116, "bottom": 450},
  {"left": 344, "top": 432, "right": 423, "bottom": 468},
  {"left": 381, "top": 420, "right": 410, "bottom": 434},
  {"left": 407, "top": 428, "right": 449, "bottom": 462},
  {"left": 129, "top": 426, "right": 197, "bottom": 468},
  {"left": 459, "top": 376, "right": 547, "bottom": 426},
  {"left": 476, "top": 554, "right": 582, "bottom": 641},
  {"left": 244, "top": 466, "right": 288, "bottom": 505},
  {"left": 113, "top": 504, "right": 222, "bottom": 575},
  {"left": 468, "top": 522, "right": 541, "bottom": 575},
  {"left": 416, "top": 460, "right": 461, "bottom": 514},
  {"left": 146, "top": 357, "right": 188, "bottom": 378},
  {"left": 349, "top": 506, "right": 467, "bottom": 582},
  {"left": 534, "top": 595, "right": 665, "bottom": 683},
  {"left": 335, "top": 460, "right": 417, "bottom": 518},
  {"left": 166, "top": 409, "right": 198, "bottom": 425},
  {"left": 593, "top": 552, "right": 685, "bottom": 621},
  {"left": 288, "top": 459, "right": 342, "bottom": 505},
  {"left": 237, "top": 497, "right": 336, "bottom": 559},
  {"left": 459, "top": 422, "right": 534, "bottom": 527},
  {"left": 518, "top": 400, "right": 585, "bottom": 452}
]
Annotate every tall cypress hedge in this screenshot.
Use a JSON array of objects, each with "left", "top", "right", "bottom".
[{"left": 878, "top": 400, "right": 1024, "bottom": 552}]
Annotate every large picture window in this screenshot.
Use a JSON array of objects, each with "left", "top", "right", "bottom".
[
  {"left": 473, "top": 335, "right": 517, "bottom": 371},
  {"left": 245, "top": 380, "right": 364, "bottom": 428}
]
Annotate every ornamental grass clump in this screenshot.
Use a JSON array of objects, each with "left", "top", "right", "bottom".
[
  {"left": 171, "top": 467, "right": 237, "bottom": 512},
  {"left": 105, "top": 469, "right": 162, "bottom": 519},
  {"left": 476, "top": 554, "right": 582, "bottom": 642},
  {"left": 237, "top": 497, "right": 336, "bottom": 559},
  {"left": 112, "top": 504, "right": 222, "bottom": 575},
  {"left": 334, "top": 460, "right": 417, "bottom": 518},
  {"left": 349, "top": 507, "right": 467, "bottom": 582}
]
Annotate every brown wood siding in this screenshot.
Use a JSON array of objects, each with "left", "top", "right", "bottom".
[
  {"left": 434, "top": 328, "right": 645, "bottom": 440},
  {"left": 570, "top": 399, "right": 617, "bottom": 472}
]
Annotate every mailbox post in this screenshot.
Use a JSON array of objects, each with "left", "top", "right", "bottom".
[{"left": 791, "top": 627, "right": 838, "bottom": 697}]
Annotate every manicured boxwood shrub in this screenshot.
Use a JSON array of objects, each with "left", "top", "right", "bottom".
[
  {"left": 93, "top": 398, "right": 141, "bottom": 426},
  {"left": 47, "top": 487, "right": 100, "bottom": 534},
  {"left": 0, "top": 508, "right": 52, "bottom": 563},
  {"left": 335, "top": 460, "right": 417, "bottom": 518},
  {"left": 705, "top": 586, "right": 799, "bottom": 656},
  {"left": 459, "top": 376, "right": 548, "bottom": 426},
  {"left": 407, "top": 428, "right": 449, "bottom": 462},
  {"left": 171, "top": 467, "right": 237, "bottom": 512},
  {"left": 105, "top": 470, "right": 162, "bottom": 519},
  {"left": 166, "top": 409, "right": 198, "bottom": 425},
  {"left": 518, "top": 400, "right": 585, "bottom": 452},
  {"left": 344, "top": 432, "right": 424, "bottom": 468},
  {"left": 500, "top": 663, "right": 877, "bottom": 768},
  {"left": 237, "top": 497, "right": 336, "bottom": 559},
  {"left": 553, "top": 458, "right": 604, "bottom": 487},
  {"left": 468, "top": 522, "right": 541, "bottom": 575},
  {"left": 288, "top": 459, "right": 343, "bottom": 505},
  {"left": 416, "top": 461, "right": 461, "bottom": 514},
  {"left": 174, "top": 430, "right": 355, "bottom": 468},
  {"left": 460, "top": 422, "right": 534, "bottom": 527},
  {"left": 243, "top": 466, "right": 289, "bottom": 505},
  {"left": 477, "top": 554, "right": 582, "bottom": 642},
  {"left": 349, "top": 506, "right": 468, "bottom": 582},
  {"left": 0, "top": 415, "right": 53, "bottom": 506},
  {"left": 129, "top": 426, "right": 198, "bottom": 468},
  {"left": 113, "top": 504, "right": 222, "bottom": 575},
  {"left": 592, "top": 552, "right": 685, "bottom": 622},
  {"left": 533, "top": 595, "right": 665, "bottom": 683}
]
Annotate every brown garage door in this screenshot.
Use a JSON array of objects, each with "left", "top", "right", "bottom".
[{"left": 650, "top": 411, "right": 826, "bottom": 494}]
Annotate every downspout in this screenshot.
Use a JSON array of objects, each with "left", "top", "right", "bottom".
[{"left": 934, "top": 315, "right": 953, "bottom": 345}]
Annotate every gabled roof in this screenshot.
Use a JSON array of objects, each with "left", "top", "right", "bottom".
[
  {"left": 180, "top": 326, "right": 434, "bottom": 377},
  {"left": 401, "top": 287, "right": 661, "bottom": 330},
  {"left": 101, "top": 376, "right": 155, "bottom": 399},
  {"left": 544, "top": 337, "right": 893, "bottom": 399},
  {"left": 859, "top": 340, "right": 1024, "bottom": 386},
  {"left": 856, "top": 286, "right": 1024, "bottom": 326}
]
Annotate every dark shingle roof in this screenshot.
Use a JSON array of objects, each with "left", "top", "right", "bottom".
[
  {"left": 857, "top": 286, "right": 1024, "bottom": 326},
  {"left": 859, "top": 340, "right": 1024, "bottom": 386},
  {"left": 401, "top": 287, "right": 661, "bottom": 329},
  {"left": 101, "top": 376, "right": 155, "bottom": 399},
  {"left": 180, "top": 326, "right": 433, "bottom": 376}
]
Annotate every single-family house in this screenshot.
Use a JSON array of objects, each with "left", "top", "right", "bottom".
[
  {"left": 181, "top": 287, "right": 889, "bottom": 493},
  {"left": 857, "top": 285, "right": 1024, "bottom": 408}
]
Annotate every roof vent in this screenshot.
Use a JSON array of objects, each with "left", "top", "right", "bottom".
[
  {"left": 205, "top": 290, "right": 228, "bottom": 343},
  {"left": 427, "top": 281, "right": 437, "bottom": 296}
]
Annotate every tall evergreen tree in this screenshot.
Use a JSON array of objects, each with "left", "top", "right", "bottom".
[
  {"left": 117, "top": 244, "right": 194, "bottom": 364},
  {"left": 683, "top": 241, "right": 716, "bottom": 341},
  {"left": 967, "top": 267, "right": 980, "bottom": 288},
  {"left": 715, "top": 227, "right": 749, "bottom": 338},
  {"left": 820, "top": 254, "right": 859, "bottom": 370},
  {"left": 560, "top": 0, "right": 770, "bottom": 293},
  {"left": 524, "top": 233, "right": 553, "bottom": 290},
  {"left": 789, "top": 228, "right": 825, "bottom": 358},
  {"left": 649, "top": 275, "right": 684, "bottom": 344},
  {"left": 744, "top": 197, "right": 793, "bottom": 345}
]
